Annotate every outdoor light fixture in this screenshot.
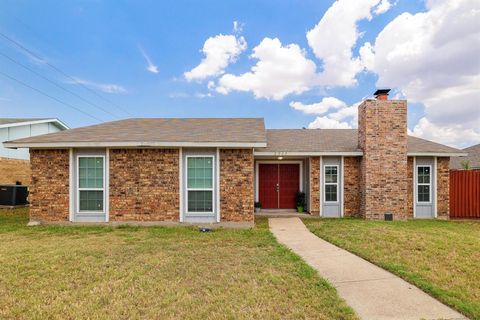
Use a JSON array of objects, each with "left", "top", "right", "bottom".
[{"left": 277, "top": 156, "right": 283, "bottom": 160}]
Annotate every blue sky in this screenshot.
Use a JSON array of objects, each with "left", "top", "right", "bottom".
[{"left": 0, "top": 0, "right": 478, "bottom": 147}]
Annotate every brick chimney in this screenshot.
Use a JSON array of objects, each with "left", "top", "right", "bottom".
[{"left": 358, "top": 89, "right": 408, "bottom": 220}]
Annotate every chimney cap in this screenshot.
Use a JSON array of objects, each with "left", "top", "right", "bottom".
[{"left": 374, "top": 89, "right": 391, "bottom": 97}]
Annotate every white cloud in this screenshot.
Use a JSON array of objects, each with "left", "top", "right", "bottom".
[
  {"left": 216, "top": 37, "right": 317, "bottom": 100},
  {"left": 289, "top": 97, "right": 346, "bottom": 114},
  {"left": 72, "top": 78, "right": 127, "bottom": 94},
  {"left": 411, "top": 117, "right": 480, "bottom": 148},
  {"left": 308, "top": 116, "right": 353, "bottom": 129},
  {"left": 364, "top": 0, "right": 480, "bottom": 147},
  {"left": 233, "top": 21, "right": 244, "bottom": 34},
  {"left": 139, "top": 46, "right": 159, "bottom": 74},
  {"left": 374, "top": 0, "right": 392, "bottom": 15},
  {"left": 184, "top": 34, "right": 247, "bottom": 81},
  {"left": 290, "top": 96, "right": 360, "bottom": 129},
  {"left": 306, "top": 0, "right": 389, "bottom": 87}
]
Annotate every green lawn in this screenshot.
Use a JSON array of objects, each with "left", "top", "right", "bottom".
[
  {"left": 0, "top": 209, "right": 356, "bottom": 320},
  {"left": 304, "top": 218, "right": 480, "bottom": 319}
]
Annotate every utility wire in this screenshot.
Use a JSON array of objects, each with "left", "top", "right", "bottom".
[
  {"left": 0, "top": 70, "right": 104, "bottom": 122},
  {"left": 0, "top": 51, "right": 121, "bottom": 119},
  {"left": 0, "top": 31, "right": 133, "bottom": 117}
]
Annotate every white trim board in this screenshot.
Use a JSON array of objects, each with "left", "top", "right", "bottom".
[
  {"left": 179, "top": 148, "right": 183, "bottom": 222},
  {"left": 216, "top": 148, "right": 221, "bottom": 223},
  {"left": 69, "top": 148, "right": 74, "bottom": 222},
  {"left": 4, "top": 141, "right": 266, "bottom": 149},
  {"left": 254, "top": 151, "right": 363, "bottom": 156},
  {"left": 0, "top": 118, "right": 69, "bottom": 130}
]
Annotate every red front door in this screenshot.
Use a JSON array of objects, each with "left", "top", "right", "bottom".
[{"left": 259, "top": 163, "right": 300, "bottom": 209}]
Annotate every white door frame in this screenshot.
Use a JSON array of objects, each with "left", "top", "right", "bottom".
[{"left": 254, "top": 160, "right": 303, "bottom": 203}]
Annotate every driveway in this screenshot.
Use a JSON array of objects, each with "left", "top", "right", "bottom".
[{"left": 269, "top": 217, "right": 467, "bottom": 320}]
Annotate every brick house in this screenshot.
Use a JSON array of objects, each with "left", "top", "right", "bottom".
[{"left": 4, "top": 91, "right": 466, "bottom": 226}]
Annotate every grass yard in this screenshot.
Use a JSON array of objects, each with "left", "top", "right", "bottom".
[
  {"left": 0, "top": 209, "right": 356, "bottom": 320},
  {"left": 304, "top": 218, "right": 480, "bottom": 319}
]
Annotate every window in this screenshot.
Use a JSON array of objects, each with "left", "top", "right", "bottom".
[
  {"left": 417, "top": 165, "right": 431, "bottom": 203},
  {"left": 78, "top": 156, "right": 105, "bottom": 212},
  {"left": 187, "top": 156, "right": 214, "bottom": 213},
  {"left": 324, "top": 165, "right": 338, "bottom": 202}
]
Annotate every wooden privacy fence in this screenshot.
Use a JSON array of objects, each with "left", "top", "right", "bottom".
[{"left": 450, "top": 170, "right": 480, "bottom": 219}]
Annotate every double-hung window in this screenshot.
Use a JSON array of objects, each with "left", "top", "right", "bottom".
[
  {"left": 324, "top": 165, "right": 338, "bottom": 202},
  {"left": 417, "top": 165, "right": 431, "bottom": 203},
  {"left": 187, "top": 156, "right": 214, "bottom": 213},
  {"left": 78, "top": 156, "right": 105, "bottom": 212}
]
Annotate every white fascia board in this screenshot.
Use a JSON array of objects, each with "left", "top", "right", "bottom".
[
  {"left": 407, "top": 152, "right": 468, "bottom": 157},
  {"left": 254, "top": 151, "right": 363, "bottom": 156},
  {"left": 3, "top": 141, "right": 267, "bottom": 149},
  {"left": 0, "top": 118, "right": 69, "bottom": 130}
]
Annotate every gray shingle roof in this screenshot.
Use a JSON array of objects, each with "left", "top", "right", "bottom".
[
  {"left": 5, "top": 118, "right": 267, "bottom": 146},
  {"left": 4, "top": 119, "right": 463, "bottom": 155},
  {"left": 257, "top": 129, "right": 463, "bottom": 154},
  {"left": 450, "top": 143, "right": 480, "bottom": 169}
]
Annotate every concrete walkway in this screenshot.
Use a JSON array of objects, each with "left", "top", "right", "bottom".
[{"left": 269, "top": 218, "right": 467, "bottom": 320}]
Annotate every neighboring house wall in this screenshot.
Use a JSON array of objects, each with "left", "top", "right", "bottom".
[
  {"left": 309, "top": 156, "right": 320, "bottom": 216},
  {"left": 358, "top": 99, "right": 408, "bottom": 220},
  {"left": 0, "top": 157, "right": 30, "bottom": 185},
  {"left": 220, "top": 149, "right": 254, "bottom": 222},
  {"left": 0, "top": 122, "right": 62, "bottom": 160},
  {"left": 109, "top": 149, "right": 180, "bottom": 221},
  {"left": 29, "top": 149, "right": 69, "bottom": 221},
  {"left": 343, "top": 156, "right": 361, "bottom": 217},
  {"left": 437, "top": 157, "right": 450, "bottom": 219}
]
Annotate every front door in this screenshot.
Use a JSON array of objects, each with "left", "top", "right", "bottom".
[{"left": 259, "top": 163, "right": 300, "bottom": 209}]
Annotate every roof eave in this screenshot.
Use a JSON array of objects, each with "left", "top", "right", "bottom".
[
  {"left": 0, "top": 118, "right": 69, "bottom": 130},
  {"left": 3, "top": 141, "right": 267, "bottom": 149},
  {"left": 254, "top": 151, "right": 363, "bottom": 156},
  {"left": 407, "top": 152, "right": 468, "bottom": 157}
]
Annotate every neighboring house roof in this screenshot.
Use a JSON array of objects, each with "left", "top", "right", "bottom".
[
  {"left": 450, "top": 143, "right": 480, "bottom": 169},
  {"left": 4, "top": 118, "right": 267, "bottom": 148},
  {"left": 254, "top": 129, "right": 465, "bottom": 156},
  {"left": 0, "top": 118, "right": 69, "bottom": 130}
]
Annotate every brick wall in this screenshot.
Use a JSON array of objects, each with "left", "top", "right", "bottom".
[
  {"left": 219, "top": 149, "right": 254, "bottom": 222},
  {"left": 0, "top": 157, "right": 30, "bottom": 185},
  {"left": 309, "top": 157, "right": 320, "bottom": 216},
  {"left": 358, "top": 99, "right": 408, "bottom": 220},
  {"left": 407, "top": 157, "right": 414, "bottom": 218},
  {"left": 437, "top": 157, "right": 450, "bottom": 219},
  {"left": 343, "top": 157, "right": 361, "bottom": 217},
  {"left": 29, "top": 149, "right": 69, "bottom": 221},
  {"left": 109, "top": 149, "right": 179, "bottom": 221}
]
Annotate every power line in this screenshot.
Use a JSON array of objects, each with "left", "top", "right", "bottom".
[
  {"left": 0, "top": 70, "right": 104, "bottom": 122},
  {"left": 0, "top": 51, "right": 122, "bottom": 119},
  {"left": 0, "top": 31, "right": 133, "bottom": 117}
]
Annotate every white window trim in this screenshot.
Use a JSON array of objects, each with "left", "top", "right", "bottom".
[
  {"left": 319, "top": 156, "right": 322, "bottom": 217},
  {"left": 179, "top": 148, "right": 183, "bottom": 222},
  {"left": 416, "top": 164, "right": 432, "bottom": 204},
  {"left": 413, "top": 157, "right": 417, "bottom": 218},
  {"left": 185, "top": 155, "right": 215, "bottom": 215},
  {"left": 69, "top": 148, "right": 74, "bottom": 222},
  {"left": 323, "top": 164, "right": 339, "bottom": 203},
  {"left": 216, "top": 148, "right": 221, "bottom": 223},
  {"left": 434, "top": 157, "right": 438, "bottom": 218},
  {"left": 76, "top": 155, "right": 106, "bottom": 214}
]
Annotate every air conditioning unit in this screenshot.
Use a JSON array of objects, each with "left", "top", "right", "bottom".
[{"left": 0, "top": 185, "right": 28, "bottom": 206}]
